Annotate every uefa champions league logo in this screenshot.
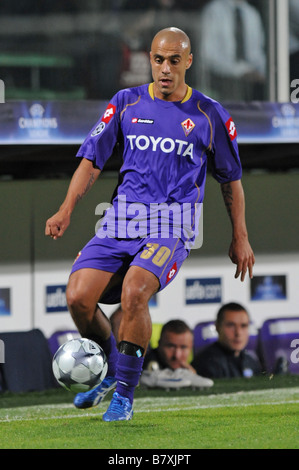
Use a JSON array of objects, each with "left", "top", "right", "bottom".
[
  {"left": 18, "top": 103, "right": 58, "bottom": 136},
  {"left": 29, "top": 103, "right": 45, "bottom": 118}
]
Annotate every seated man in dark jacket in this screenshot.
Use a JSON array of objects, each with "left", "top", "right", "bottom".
[
  {"left": 141, "top": 319, "right": 213, "bottom": 388},
  {"left": 191, "top": 302, "right": 262, "bottom": 378}
]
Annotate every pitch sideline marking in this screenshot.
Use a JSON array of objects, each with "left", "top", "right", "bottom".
[
  {"left": 1, "top": 400, "right": 299, "bottom": 423},
  {"left": 0, "top": 387, "right": 299, "bottom": 423}
]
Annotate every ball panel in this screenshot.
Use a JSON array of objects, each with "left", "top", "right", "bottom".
[
  {"left": 71, "top": 363, "right": 91, "bottom": 383},
  {"left": 88, "top": 354, "right": 105, "bottom": 375},
  {"left": 81, "top": 338, "right": 101, "bottom": 354},
  {"left": 99, "top": 362, "right": 108, "bottom": 382},
  {"left": 57, "top": 352, "right": 76, "bottom": 373},
  {"left": 52, "top": 338, "right": 107, "bottom": 393},
  {"left": 52, "top": 359, "right": 59, "bottom": 376},
  {"left": 63, "top": 339, "right": 82, "bottom": 353}
]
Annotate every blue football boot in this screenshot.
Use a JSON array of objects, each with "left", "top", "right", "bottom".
[
  {"left": 102, "top": 392, "right": 133, "bottom": 422},
  {"left": 73, "top": 376, "right": 117, "bottom": 409}
]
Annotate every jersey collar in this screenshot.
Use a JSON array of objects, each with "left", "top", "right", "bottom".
[{"left": 148, "top": 82, "right": 192, "bottom": 103}]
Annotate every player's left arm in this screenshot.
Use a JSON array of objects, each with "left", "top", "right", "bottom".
[{"left": 221, "top": 179, "right": 255, "bottom": 282}]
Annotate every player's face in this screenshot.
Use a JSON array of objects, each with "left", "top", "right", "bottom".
[
  {"left": 217, "top": 310, "right": 250, "bottom": 356},
  {"left": 158, "top": 331, "right": 193, "bottom": 370},
  {"left": 150, "top": 38, "right": 192, "bottom": 101}
]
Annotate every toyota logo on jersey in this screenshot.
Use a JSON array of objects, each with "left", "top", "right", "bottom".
[
  {"left": 102, "top": 104, "right": 116, "bottom": 124},
  {"left": 225, "top": 117, "right": 237, "bottom": 140}
]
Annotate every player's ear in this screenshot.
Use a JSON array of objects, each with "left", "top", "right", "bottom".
[{"left": 186, "top": 53, "right": 193, "bottom": 70}]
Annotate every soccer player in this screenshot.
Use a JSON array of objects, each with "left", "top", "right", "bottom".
[{"left": 45, "top": 27, "right": 255, "bottom": 421}]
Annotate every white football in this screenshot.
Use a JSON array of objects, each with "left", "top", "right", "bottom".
[{"left": 52, "top": 338, "right": 108, "bottom": 393}]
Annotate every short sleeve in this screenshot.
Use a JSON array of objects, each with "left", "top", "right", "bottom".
[
  {"left": 208, "top": 102, "right": 242, "bottom": 183},
  {"left": 76, "top": 94, "right": 120, "bottom": 170}
]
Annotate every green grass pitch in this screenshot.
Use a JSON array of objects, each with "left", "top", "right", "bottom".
[{"left": 0, "top": 375, "right": 298, "bottom": 451}]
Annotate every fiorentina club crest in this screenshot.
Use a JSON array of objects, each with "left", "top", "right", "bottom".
[{"left": 181, "top": 118, "right": 195, "bottom": 137}]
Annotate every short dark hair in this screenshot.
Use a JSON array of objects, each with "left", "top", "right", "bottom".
[
  {"left": 216, "top": 302, "right": 249, "bottom": 326},
  {"left": 160, "top": 319, "right": 192, "bottom": 338}
]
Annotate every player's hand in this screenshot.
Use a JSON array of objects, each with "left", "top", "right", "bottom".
[
  {"left": 228, "top": 237, "right": 255, "bottom": 282},
  {"left": 45, "top": 210, "right": 71, "bottom": 240},
  {"left": 178, "top": 359, "right": 197, "bottom": 374}
]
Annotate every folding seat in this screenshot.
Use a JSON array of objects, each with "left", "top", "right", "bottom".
[
  {"left": 0, "top": 329, "right": 57, "bottom": 393},
  {"left": 48, "top": 329, "right": 81, "bottom": 356},
  {"left": 258, "top": 317, "right": 299, "bottom": 374},
  {"left": 193, "top": 321, "right": 218, "bottom": 356},
  {"left": 246, "top": 323, "right": 259, "bottom": 360}
]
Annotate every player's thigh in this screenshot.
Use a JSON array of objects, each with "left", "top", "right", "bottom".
[
  {"left": 67, "top": 235, "right": 130, "bottom": 306},
  {"left": 66, "top": 268, "right": 115, "bottom": 309},
  {"left": 131, "top": 238, "right": 188, "bottom": 292},
  {"left": 121, "top": 265, "right": 160, "bottom": 309}
]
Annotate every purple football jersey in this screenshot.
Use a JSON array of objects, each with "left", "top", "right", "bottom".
[{"left": 77, "top": 83, "right": 242, "bottom": 246}]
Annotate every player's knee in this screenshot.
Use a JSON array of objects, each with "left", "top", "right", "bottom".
[
  {"left": 121, "top": 284, "right": 148, "bottom": 315},
  {"left": 66, "top": 284, "right": 91, "bottom": 317},
  {"left": 121, "top": 270, "right": 158, "bottom": 316}
]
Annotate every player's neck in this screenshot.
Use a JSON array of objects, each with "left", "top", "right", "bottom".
[{"left": 153, "top": 83, "right": 189, "bottom": 102}]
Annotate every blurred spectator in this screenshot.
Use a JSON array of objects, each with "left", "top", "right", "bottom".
[
  {"left": 143, "top": 319, "right": 195, "bottom": 372},
  {"left": 141, "top": 320, "right": 214, "bottom": 389},
  {"left": 191, "top": 302, "right": 262, "bottom": 378},
  {"left": 199, "top": 0, "right": 266, "bottom": 100}
]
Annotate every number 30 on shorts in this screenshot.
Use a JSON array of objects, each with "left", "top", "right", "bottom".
[{"left": 140, "top": 243, "right": 171, "bottom": 267}]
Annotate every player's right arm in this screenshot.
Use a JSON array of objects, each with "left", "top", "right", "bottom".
[{"left": 45, "top": 158, "right": 101, "bottom": 240}]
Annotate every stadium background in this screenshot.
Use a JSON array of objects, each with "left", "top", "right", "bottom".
[{"left": 0, "top": 2, "right": 298, "bottom": 358}]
